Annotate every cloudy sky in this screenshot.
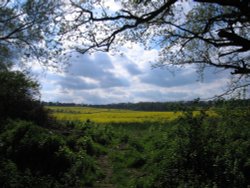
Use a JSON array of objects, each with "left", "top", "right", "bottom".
[
  {"left": 30, "top": 0, "right": 234, "bottom": 104},
  {"left": 34, "top": 42, "right": 230, "bottom": 104}
]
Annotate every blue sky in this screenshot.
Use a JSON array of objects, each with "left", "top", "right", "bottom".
[
  {"left": 30, "top": 0, "right": 234, "bottom": 104},
  {"left": 34, "top": 43, "right": 230, "bottom": 104}
]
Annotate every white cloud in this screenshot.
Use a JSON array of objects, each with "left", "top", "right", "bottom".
[
  {"left": 32, "top": 42, "right": 232, "bottom": 104},
  {"left": 103, "top": 0, "right": 122, "bottom": 11}
]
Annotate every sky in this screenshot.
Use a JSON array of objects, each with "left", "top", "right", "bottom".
[
  {"left": 31, "top": 0, "right": 233, "bottom": 104},
  {"left": 34, "top": 42, "right": 230, "bottom": 104}
]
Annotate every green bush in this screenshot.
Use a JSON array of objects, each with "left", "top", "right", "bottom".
[
  {"left": 0, "top": 120, "right": 100, "bottom": 187},
  {"left": 139, "top": 109, "right": 250, "bottom": 188},
  {"left": 0, "top": 70, "right": 50, "bottom": 126}
]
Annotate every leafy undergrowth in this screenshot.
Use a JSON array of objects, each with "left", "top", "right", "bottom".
[
  {"left": 0, "top": 107, "right": 249, "bottom": 187},
  {"left": 94, "top": 107, "right": 250, "bottom": 188},
  {"left": 0, "top": 120, "right": 108, "bottom": 188}
]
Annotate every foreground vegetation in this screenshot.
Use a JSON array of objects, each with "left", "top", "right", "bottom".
[{"left": 1, "top": 104, "right": 249, "bottom": 187}]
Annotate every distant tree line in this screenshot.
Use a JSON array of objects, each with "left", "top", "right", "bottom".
[{"left": 43, "top": 99, "right": 250, "bottom": 111}]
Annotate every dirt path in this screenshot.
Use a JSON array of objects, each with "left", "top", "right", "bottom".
[{"left": 94, "top": 154, "right": 115, "bottom": 188}]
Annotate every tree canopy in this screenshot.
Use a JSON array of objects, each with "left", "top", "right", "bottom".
[
  {"left": 1, "top": 0, "right": 249, "bottom": 96},
  {"left": 0, "top": 0, "right": 64, "bottom": 68},
  {"left": 64, "top": 0, "right": 250, "bottom": 95}
]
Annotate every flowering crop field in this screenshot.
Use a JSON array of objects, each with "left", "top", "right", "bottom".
[{"left": 47, "top": 106, "right": 183, "bottom": 123}]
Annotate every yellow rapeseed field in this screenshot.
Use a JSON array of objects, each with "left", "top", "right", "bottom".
[{"left": 47, "top": 106, "right": 182, "bottom": 123}]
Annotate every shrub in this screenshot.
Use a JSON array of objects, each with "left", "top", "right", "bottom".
[
  {"left": 143, "top": 110, "right": 250, "bottom": 188},
  {"left": 0, "top": 70, "right": 50, "bottom": 126},
  {"left": 0, "top": 120, "right": 100, "bottom": 187}
]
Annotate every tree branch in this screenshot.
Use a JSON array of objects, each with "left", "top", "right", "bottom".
[
  {"left": 194, "top": 0, "right": 250, "bottom": 18},
  {"left": 218, "top": 30, "right": 250, "bottom": 51}
]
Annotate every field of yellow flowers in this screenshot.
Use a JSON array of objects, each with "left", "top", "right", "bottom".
[{"left": 47, "top": 106, "right": 183, "bottom": 123}]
